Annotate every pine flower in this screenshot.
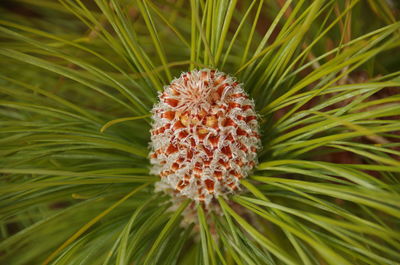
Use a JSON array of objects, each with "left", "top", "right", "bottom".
[{"left": 149, "top": 69, "right": 261, "bottom": 204}]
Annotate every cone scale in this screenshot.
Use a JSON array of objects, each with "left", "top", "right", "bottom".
[{"left": 150, "top": 69, "right": 260, "bottom": 204}]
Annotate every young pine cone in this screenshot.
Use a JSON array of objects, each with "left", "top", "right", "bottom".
[{"left": 150, "top": 69, "right": 261, "bottom": 205}]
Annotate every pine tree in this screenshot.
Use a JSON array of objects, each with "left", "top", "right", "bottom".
[{"left": 1, "top": 1, "right": 399, "bottom": 264}]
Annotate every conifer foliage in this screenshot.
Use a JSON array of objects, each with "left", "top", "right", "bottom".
[{"left": 0, "top": 1, "right": 399, "bottom": 264}]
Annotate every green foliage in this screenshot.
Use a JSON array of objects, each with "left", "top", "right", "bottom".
[{"left": 1, "top": 0, "right": 399, "bottom": 264}]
